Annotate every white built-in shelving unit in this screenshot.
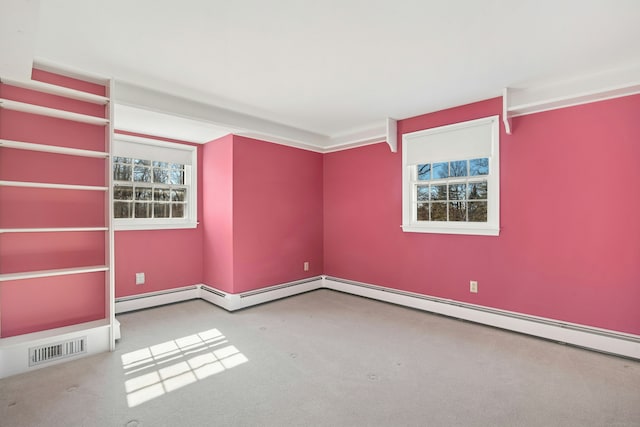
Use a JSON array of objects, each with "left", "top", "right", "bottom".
[{"left": 0, "top": 67, "right": 115, "bottom": 378}]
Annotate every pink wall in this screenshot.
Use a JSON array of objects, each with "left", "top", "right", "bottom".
[
  {"left": 324, "top": 95, "right": 640, "bottom": 335},
  {"left": 1, "top": 273, "right": 106, "bottom": 337},
  {"left": 202, "top": 134, "right": 235, "bottom": 292},
  {"left": 201, "top": 135, "right": 324, "bottom": 293},
  {"left": 113, "top": 131, "right": 204, "bottom": 298},
  {"left": 232, "top": 136, "right": 324, "bottom": 292}
]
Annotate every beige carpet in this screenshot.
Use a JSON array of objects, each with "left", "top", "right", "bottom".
[{"left": 1, "top": 289, "right": 639, "bottom": 426}]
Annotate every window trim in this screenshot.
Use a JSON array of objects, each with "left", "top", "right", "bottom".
[
  {"left": 112, "top": 134, "right": 198, "bottom": 231},
  {"left": 401, "top": 115, "right": 500, "bottom": 236}
]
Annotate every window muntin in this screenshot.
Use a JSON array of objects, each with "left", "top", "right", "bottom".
[
  {"left": 412, "top": 158, "right": 489, "bottom": 223},
  {"left": 113, "top": 156, "right": 188, "bottom": 220},
  {"left": 112, "top": 136, "right": 197, "bottom": 230},
  {"left": 402, "top": 115, "right": 499, "bottom": 236}
]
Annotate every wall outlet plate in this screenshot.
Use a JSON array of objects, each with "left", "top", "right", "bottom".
[
  {"left": 470, "top": 280, "right": 478, "bottom": 293},
  {"left": 136, "top": 272, "right": 145, "bottom": 285}
]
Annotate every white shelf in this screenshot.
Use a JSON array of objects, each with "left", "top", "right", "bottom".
[
  {"left": 0, "top": 138, "right": 109, "bottom": 158},
  {"left": 502, "top": 62, "right": 640, "bottom": 135},
  {"left": 508, "top": 83, "right": 640, "bottom": 118},
  {"left": 0, "top": 265, "right": 109, "bottom": 282},
  {"left": 0, "top": 77, "right": 109, "bottom": 105},
  {"left": 0, "top": 227, "right": 108, "bottom": 234},
  {"left": 0, "top": 180, "right": 108, "bottom": 191},
  {"left": 0, "top": 98, "right": 109, "bottom": 126}
]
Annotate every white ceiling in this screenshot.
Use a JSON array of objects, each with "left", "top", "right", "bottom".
[{"left": 9, "top": 1, "right": 640, "bottom": 148}]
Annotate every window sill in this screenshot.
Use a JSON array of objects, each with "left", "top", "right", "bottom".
[
  {"left": 401, "top": 223, "right": 499, "bottom": 236},
  {"left": 115, "top": 221, "right": 198, "bottom": 231}
]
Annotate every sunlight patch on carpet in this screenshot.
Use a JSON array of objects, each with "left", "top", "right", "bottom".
[{"left": 121, "top": 328, "right": 248, "bottom": 407}]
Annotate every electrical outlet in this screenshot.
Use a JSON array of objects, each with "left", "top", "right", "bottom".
[
  {"left": 303, "top": 261, "right": 309, "bottom": 272},
  {"left": 136, "top": 272, "right": 145, "bottom": 285},
  {"left": 470, "top": 280, "right": 478, "bottom": 293}
]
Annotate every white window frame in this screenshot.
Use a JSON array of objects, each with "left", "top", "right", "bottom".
[
  {"left": 112, "top": 134, "right": 197, "bottom": 231},
  {"left": 401, "top": 115, "right": 500, "bottom": 236}
]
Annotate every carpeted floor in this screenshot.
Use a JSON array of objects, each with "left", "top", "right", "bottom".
[{"left": 1, "top": 289, "right": 639, "bottom": 426}]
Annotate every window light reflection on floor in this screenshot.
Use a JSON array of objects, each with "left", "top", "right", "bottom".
[{"left": 121, "top": 328, "right": 249, "bottom": 407}]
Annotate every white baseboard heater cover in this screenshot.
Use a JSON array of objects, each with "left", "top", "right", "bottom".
[
  {"left": 323, "top": 276, "right": 640, "bottom": 360},
  {"left": 113, "top": 276, "right": 639, "bottom": 360}
]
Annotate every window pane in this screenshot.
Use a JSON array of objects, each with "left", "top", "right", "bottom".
[
  {"left": 153, "top": 167, "right": 169, "bottom": 184},
  {"left": 468, "top": 201, "right": 487, "bottom": 222},
  {"left": 449, "top": 160, "right": 467, "bottom": 177},
  {"left": 169, "top": 170, "right": 185, "bottom": 185},
  {"left": 134, "top": 159, "right": 151, "bottom": 166},
  {"left": 449, "top": 201, "right": 467, "bottom": 221},
  {"left": 114, "top": 202, "right": 132, "bottom": 218},
  {"left": 470, "top": 158, "right": 489, "bottom": 176},
  {"left": 114, "top": 157, "right": 131, "bottom": 164},
  {"left": 433, "top": 162, "right": 448, "bottom": 179},
  {"left": 135, "top": 187, "right": 152, "bottom": 201},
  {"left": 172, "top": 203, "right": 185, "bottom": 218},
  {"left": 448, "top": 183, "right": 466, "bottom": 200},
  {"left": 134, "top": 202, "right": 152, "bottom": 218},
  {"left": 114, "top": 185, "right": 133, "bottom": 200},
  {"left": 417, "top": 203, "right": 429, "bottom": 220},
  {"left": 171, "top": 188, "right": 187, "bottom": 202},
  {"left": 431, "top": 202, "right": 447, "bottom": 221},
  {"left": 133, "top": 166, "right": 151, "bottom": 182},
  {"left": 417, "top": 164, "right": 431, "bottom": 181},
  {"left": 153, "top": 161, "right": 169, "bottom": 168},
  {"left": 113, "top": 164, "right": 132, "bottom": 181},
  {"left": 154, "top": 188, "right": 171, "bottom": 201},
  {"left": 170, "top": 163, "right": 184, "bottom": 170},
  {"left": 431, "top": 184, "right": 447, "bottom": 201},
  {"left": 154, "top": 203, "right": 170, "bottom": 218},
  {"left": 468, "top": 181, "right": 488, "bottom": 200},
  {"left": 417, "top": 185, "right": 430, "bottom": 201}
]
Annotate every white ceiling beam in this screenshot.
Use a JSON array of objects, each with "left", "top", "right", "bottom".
[{"left": 114, "top": 81, "right": 328, "bottom": 147}]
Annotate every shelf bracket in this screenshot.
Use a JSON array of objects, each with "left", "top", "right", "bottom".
[
  {"left": 502, "top": 87, "right": 512, "bottom": 135},
  {"left": 386, "top": 117, "right": 397, "bottom": 152}
]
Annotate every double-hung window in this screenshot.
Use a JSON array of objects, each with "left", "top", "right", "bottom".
[
  {"left": 112, "top": 135, "right": 197, "bottom": 230},
  {"left": 402, "top": 115, "right": 500, "bottom": 236}
]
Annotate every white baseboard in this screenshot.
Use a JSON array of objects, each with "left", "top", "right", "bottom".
[
  {"left": 114, "top": 278, "right": 324, "bottom": 315},
  {"left": 200, "top": 277, "right": 323, "bottom": 311},
  {"left": 115, "top": 285, "right": 200, "bottom": 314},
  {"left": 322, "top": 276, "right": 640, "bottom": 360},
  {"left": 114, "top": 276, "right": 640, "bottom": 359},
  {"left": 0, "top": 320, "right": 112, "bottom": 379}
]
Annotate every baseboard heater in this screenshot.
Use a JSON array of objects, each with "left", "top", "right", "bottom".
[
  {"left": 323, "top": 276, "right": 640, "bottom": 360},
  {"left": 115, "top": 285, "right": 200, "bottom": 313},
  {"left": 200, "top": 277, "right": 324, "bottom": 311},
  {"left": 239, "top": 277, "right": 322, "bottom": 298},
  {"left": 113, "top": 276, "right": 639, "bottom": 359}
]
